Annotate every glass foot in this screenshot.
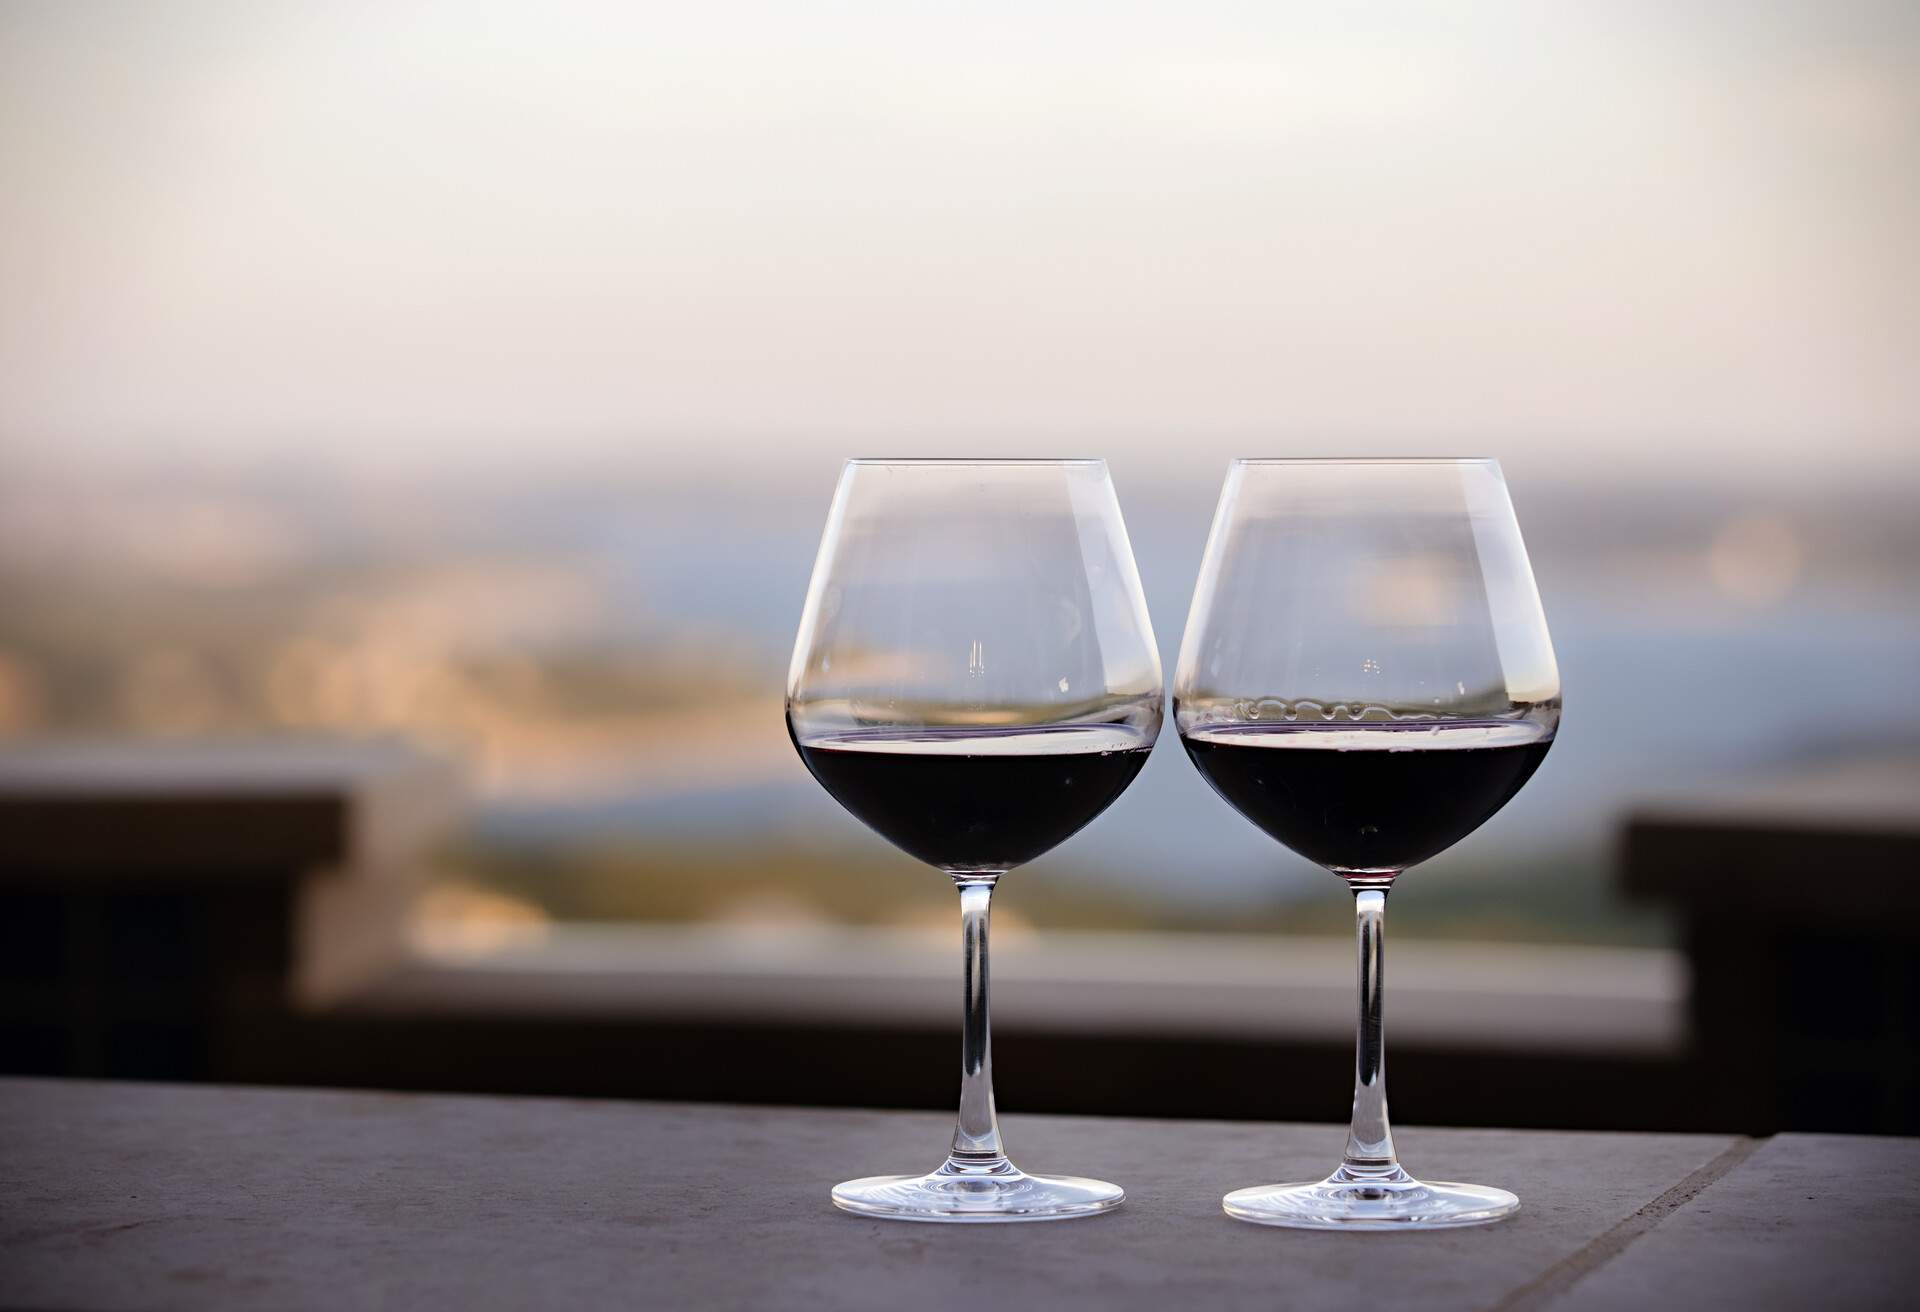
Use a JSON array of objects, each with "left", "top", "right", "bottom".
[
  {"left": 832, "top": 1158, "right": 1123, "bottom": 1223},
  {"left": 1224, "top": 1165, "right": 1518, "bottom": 1231}
]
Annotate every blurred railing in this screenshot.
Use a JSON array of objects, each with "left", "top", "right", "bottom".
[
  {"left": 0, "top": 739, "right": 459, "bottom": 1077},
  {"left": 1, "top": 739, "right": 1911, "bottom": 1133},
  {"left": 381, "top": 922, "right": 1684, "bottom": 1053},
  {"left": 1622, "top": 755, "right": 1920, "bottom": 1136}
]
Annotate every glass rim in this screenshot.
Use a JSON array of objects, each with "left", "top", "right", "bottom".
[
  {"left": 1229, "top": 456, "right": 1498, "bottom": 466},
  {"left": 845, "top": 457, "right": 1106, "bottom": 467}
]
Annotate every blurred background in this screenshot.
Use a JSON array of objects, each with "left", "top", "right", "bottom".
[{"left": 2, "top": 1, "right": 1916, "bottom": 1133}]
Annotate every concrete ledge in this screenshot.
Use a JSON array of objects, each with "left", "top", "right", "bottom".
[
  {"left": 0, "top": 737, "right": 461, "bottom": 875},
  {"left": 368, "top": 923, "right": 1689, "bottom": 1055}
]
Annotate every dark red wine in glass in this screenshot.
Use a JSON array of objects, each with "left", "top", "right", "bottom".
[
  {"left": 793, "top": 725, "right": 1154, "bottom": 872},
  {"left": 1179, "top": 721, "right": 1552, "bottom": 876}
]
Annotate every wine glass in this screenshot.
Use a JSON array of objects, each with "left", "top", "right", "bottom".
[
  {"left": 1174, "top": 458, "right": 1560, "bottom": 1229},
  {"left": 787, "top": 458, "right": 1163, "bottom": 1222}
]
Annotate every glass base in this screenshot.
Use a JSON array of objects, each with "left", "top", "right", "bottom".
[
  {"left": 832, "top": 1158, "right": 1123, "bottom": 1223},
  {"left": 1223, "top": 1165, "right": 1518, "bottom": 1231}
]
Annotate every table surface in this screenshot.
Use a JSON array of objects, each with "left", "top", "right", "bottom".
[{"left": 3, "top": 1079, "right": 1914, "bottom": 1312}]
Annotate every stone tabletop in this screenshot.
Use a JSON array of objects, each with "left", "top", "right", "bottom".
[{"left": 2, "top": 1079, "right": 1914, "bottom": 1311}]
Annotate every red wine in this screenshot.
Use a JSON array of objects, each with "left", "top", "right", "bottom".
[
  {"left": 792, "top": 724, "right": 1153, "bottom": 872},
  {"left": 1180, "top": 720, "right": 1553, "bottom": 874}
]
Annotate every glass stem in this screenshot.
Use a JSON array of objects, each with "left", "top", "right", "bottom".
[
  {"left": 948, "top": 875, "right": 1007, "bottom": 1169},
  {"left": 1341, "top": 885, "right": 1405, "bottom": 1179}
]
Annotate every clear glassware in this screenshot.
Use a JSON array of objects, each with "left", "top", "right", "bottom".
[
  {"left": 1174, "top": 458, "right": 1561, "bottom": 1230},
  {"left": 788, "top": 458, "right": 1163, "bottom": 1222}
]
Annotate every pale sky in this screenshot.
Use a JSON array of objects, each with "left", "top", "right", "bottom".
[{"left": 1, "top": 1, "right": 1915, "bottom": 482}]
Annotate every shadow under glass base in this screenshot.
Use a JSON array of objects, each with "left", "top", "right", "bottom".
[
  {"left": 1224, "top": 1165, "right": 1518, "bottom": 1231},
  {"left": 832, "top": 1158, "right": 1123, "bottom": 1223}
]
